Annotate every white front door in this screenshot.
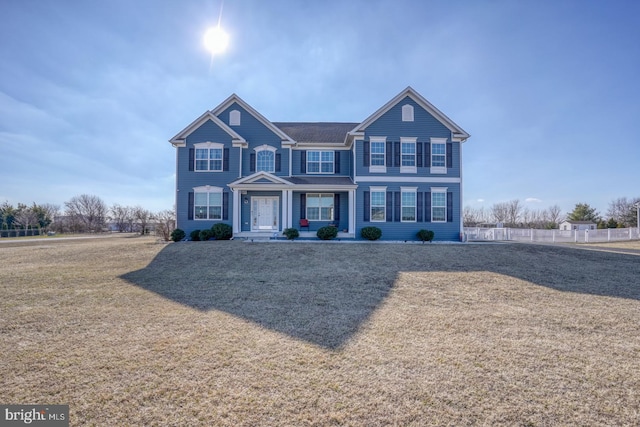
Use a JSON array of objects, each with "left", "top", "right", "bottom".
[{"left": 251, "top": 197, "right": 279, "bottom": 231}]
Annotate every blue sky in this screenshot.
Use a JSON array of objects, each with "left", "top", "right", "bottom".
[{"left": 1, "top": 0, "right": 638, "bottom": 217}]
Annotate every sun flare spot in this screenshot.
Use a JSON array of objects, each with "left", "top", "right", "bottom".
[{"left": 203, "top": 26, "right": 229, "bottom": 55}]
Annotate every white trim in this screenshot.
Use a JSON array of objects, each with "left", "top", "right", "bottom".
[
  {"left": 229, "top": 109, "right": 241, "bottom": 126},
  {"left": 430, "top": 166, "right": 447, "bottom": 174},
  {"left": 400, "top": 137, "right": 417, "bottom": 173},
  {"left": 430, "top": 137, "right": 447, "bottom": 174},
  {"left": 253, "top": 144, "right": 277, "bottom": 152},
  {"left": 250, "top": 196, "right": 279, "bottom": 231},
  {"left": 169, "top": 111, "right": 246, "bottom": 147},
  {"left": 306, "top": 150, "right": 335, "bottom": 174},
  {"left": 400, "top": 187, "right": 417, "bottom": 223},
  {"left": 232, "top": 189, "right": 240, "bottom": 233},
  {"left": 369, "top": 136, "right": 386, "bottom": 171},
  {"left": 228, "top": 171, "right": 293, "bottom": 186},
  {"left": 194, "top": 141, "right": 224, "bottom": 149},
  {"left": 193, "top": 185, "right": 223, "bottom": 192},
  {"left": 369, "top": 166, "right": 387, "bottom": 173},
  {"left": 402, "top": 104, "right": 414, "bottom": 122},
  {"left": 369, "top": 187, "right": 387, "bottom": 223},
  {"left": 355, "top": 176, "right": 461, "bottom": 183},
  {"left": 369, "top": 186, "right": 387, "bottom": 192},
  {"left": 400, "top": 166, "right": 417, "bottom": 174},
  {"left": 430, "top": 187, "right": 447, "bottom": 223},
  {"left": 348, "top": 189, "right": 356, "bottom": 233}
]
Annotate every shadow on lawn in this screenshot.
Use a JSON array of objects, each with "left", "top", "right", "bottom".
[{"left": 120, "top": 241, "right": 640, "bottom": 349}]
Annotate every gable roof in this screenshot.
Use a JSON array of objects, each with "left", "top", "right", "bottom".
[
  {"left": 273, "top": 122, "right": 359, "bottom": 144},
  {"left": 211, "top": 94, "right": 296, "bottom": 145},
  {"left": 350, "top": 86, "right": 470, "bottom": 142},
  {"left": 169, "top": 111, "right": 246, "bottom": 147}
]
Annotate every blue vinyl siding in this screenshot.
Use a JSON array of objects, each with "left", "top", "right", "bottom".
[
  {"left": 216, "top": 103, "right": 289, "bottom": 177},
  {"left": 355, "top": 183, "right": 461, "bottom": 241}
]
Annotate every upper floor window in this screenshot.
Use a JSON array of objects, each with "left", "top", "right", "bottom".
[
  {"left": 431, "top": 189, "right": 447, "bottom": 222},
  {"left": 255, "top": 145, "right": 276, "bottom": 173},
  {"left": 402, "top": 104, "right": 414, "bottom": 122},
  {"left": 401, "top": 188, "right": 417, "bottom": 222},
  {"left": 194, "top": 142, "right": 223, "bottom": 172},
  {"left": 307, "top": 151, "right": 334, "bottom": 174},
  {"left": 400, "top": 137, "right": 417, "bottom": 173},
  {"left": 430, "top": 137, "right": 447, "bottom": 174},
  {"left": 229, "top": 110, "right": 241, "bottom": 126},
  {"left": 370, "top": 142, "right": 385, "bottom": 166},
  {"left": 194, "top": 186, "right": 223, "bottom": 220},
  {"left": 306, "top": 193, "right": 334, "bottom": 221}
]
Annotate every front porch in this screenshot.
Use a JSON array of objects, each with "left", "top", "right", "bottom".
[{"left": 234, "top": 230, "right": 356, "bottom": 240}]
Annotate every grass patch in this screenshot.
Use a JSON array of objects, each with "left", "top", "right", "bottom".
[{"left": 1, "top": 236, "right": 639, "bottom": 425}]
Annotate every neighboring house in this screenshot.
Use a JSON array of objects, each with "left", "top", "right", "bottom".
[
  {"left": 169, "top": 87, "right": 470, "bottom": 241},
  {"left": 559, "top": 220, "right": 597, "bottom": 231}
]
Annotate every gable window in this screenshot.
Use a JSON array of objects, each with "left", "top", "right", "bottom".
[
  {"left": 194, "top": 142, "right": 223, "bottom": 172},
  {"left": 400, "top": 137, "right": 417, "bottom": 173},
  {"left": 401, "top": 188, "right": 417, "bottom": 222},
  {"left": 255, "top": 145, "right": 276, "bottom": 173},
  {"left": 307, "top": 151, "right": 334, "bottom": 174},
  {"left": 402, "top": 104, "right": 414, "bottom": 122},
  {"left": 430, "top": 138, "right": 447, "bottom": 174},
  {"left": 194, "top": 187, "right": 223, "bottom": 220},
  {"left": 229, "top": 110, "right": 241, "bottom": 126},
  {"left": 431, "top": 189, "right": 447, "bottom": 222},
  {"left": 370, "top": 187, "right": 386, "bottom": 222},
  {"left": 306, "top": 193, "right": 334, "bottom": 221}
]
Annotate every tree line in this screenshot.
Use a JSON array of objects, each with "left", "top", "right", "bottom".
[
  {"left": 464, "top": 196, "right": 640, "bottom": 229},
  {"left": 0, "top": 194, "right": 176, "bottom": 240}
]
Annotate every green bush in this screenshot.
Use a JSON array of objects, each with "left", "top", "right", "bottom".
[
  {"left": 361, "top": 226, "right": 382, "bottom": 241},
  {"left": 417, "top": 229, "right": 435, "bottom": 243},
  {"left": 283, "top": 228, "right": 300, "bottom": 240},
  {"left": 211, "top": 223, "right": 233, "bottom": 240},
  {"left": 170, "top": 228, "right": 186, "bottom": 242},
  {"left": 317, "top": 226, "right": 338, "bottom": 240},
  {"left": 199, "top": 229, "right": 214, "bottom": 241},
  {"left": 190, "top": 229, "right": 201, "bottom": 241}
]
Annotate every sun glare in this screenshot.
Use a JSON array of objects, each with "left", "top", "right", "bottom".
[{"left": 203, "top": 26, "right": 229, "bottom": 55}]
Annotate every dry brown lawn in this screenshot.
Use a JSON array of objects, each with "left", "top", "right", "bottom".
[{"left": 1, "top": 236, "right": 639, "bottom": 426}]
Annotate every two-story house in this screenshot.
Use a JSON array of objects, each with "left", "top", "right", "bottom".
[{"left": 169, "top": 87, "right": 470, "bottom": 241}]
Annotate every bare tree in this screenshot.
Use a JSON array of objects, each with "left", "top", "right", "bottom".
[
  {"left": 64, "top": 194, "right": 108, "bottom": 233},
  {"left": 545, "top": 204, "right": 562, "bottom": 227},
  {"left": 155, "top": 209, "right": 176, "bottom": 241},
  {"left": 490, "top": 202, "right": 509, "bottom": 224},
  {"left": 133, "top": 206, "right": 153, "bottom": 235},
  {"left": 505, "top": 199, "right": 522, "bottom": 227},
  {"left": 607, "top": 197, "right": 640, "bottom": 227},
  {"left": 110, "top": 204, "right": 134, "bottom": 232},
  {"left": 13, "top": 204, "right": 39, "bottom": 234}
]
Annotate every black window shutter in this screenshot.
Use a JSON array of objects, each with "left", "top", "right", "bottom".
[
  {"left": 425, "top": 192, "right": 431, "bottom": 222},
  {"left": 250, "top": 153, "right": 256, "bottom": 172},
  {"left": 334, "top": 151, "right": 340, "bottom": 174},
  {"left": 447, "top": 192, "right": 453, "bottom": 222},
  {"left": 416, "top": 142, "right": 423, "bottom": 167},
  {"left": 386, "top": 192, "right": 393, "bottom": 222},
  {"left": 300, "top": 194, "right": 306, "bottom": 219},
  {"left": 223, "top": 192, "right": 229, "bottom": 221},
  {"left": 386, "top": 141, "right": 392, "bottom": 167},
  {"left": 301, "top": 151, "right": 306, "bottom": 173},
  {"left": 363, "top": 141, "right": 370, "bottom": 167},
  {"left": 394, "top": 142, "right": 400, "bottom": 167},
  {"left": 188, "top": 192, "right": 194, "bottom": 220},
  {"left": 334, "top": 194, "right": 340, "bottom": 221},
  {"left": 363, "top": 191, "right": 370, "bottom": 222},
  {"left": 189, "top": 148, "right": 194, "bottom": 171},
  {"left": 417, "top": 191, "right": 423, "bottom": 222},
  {"left": 275, "top": 153, "right": 281, "bottom": 172},
  {"left": 447, "top": 143, "right": 453, "bottom": 168},
  {"left": 223, "top": 148, "right": 230, "bottom": 171},
  {"left": 394, "top": 192, "right": 401, "bottom": 222},
  {"left": 425, "top": 143, "right": 431, "bottom": 167}
]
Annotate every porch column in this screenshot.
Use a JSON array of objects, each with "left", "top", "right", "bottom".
[
  {"left": 284, "top": 190, "right": 293, "bottom": 229},
  {"left": 232, "top": 189, "right": 241, "bottom": 233},
  {"left": 348, "top": 189, "right": 356, "bottom": 234}
]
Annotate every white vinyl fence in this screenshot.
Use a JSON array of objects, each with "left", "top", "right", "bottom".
[{"left": 465, "top": 227, "right": 640, "bottom": 243}]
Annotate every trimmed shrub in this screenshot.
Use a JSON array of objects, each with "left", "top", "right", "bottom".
[
  {"left": 283, "top": 228, "right": 300, "bottom": 240},
  {"left": 211, "top": 223, "right": 233, "bottom": 240},
  {"left": 317, "top": 226, "right": 338, "bottom": 240},
  {"left": 170, "top": 228, "right": 186, "bottom": 242},
  {"left": 190, "top": 229, "right": 201, "bottom": 241},
  {"left": 199, "top": 229, "right": 214, "bottom": 241},
  {"left": 417, "top": 229, "right": 435, "bottom": 243},
  {"left": 361, "top": 226, "right": 382, "bottom": 241}
]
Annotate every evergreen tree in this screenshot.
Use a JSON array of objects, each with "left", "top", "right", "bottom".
[{"left": 567, "top": 203, "right": 600, "bottom": 223}]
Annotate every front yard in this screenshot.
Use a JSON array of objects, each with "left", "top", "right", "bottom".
[{"left": 1, "top": 236, "right": 638, "bottom": 425}]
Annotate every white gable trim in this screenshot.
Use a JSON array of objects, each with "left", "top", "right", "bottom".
[
  {"left": 211, "top": 94, "right": 296, "bottom": 145},
  {"left": 350, "top": 86, "right": 470, "bottom": 142},
  {"left": 228, "top": 171, "right": 294, "bottom": 186},
  {"left": 169, "top": 111, "right": 246, "bottom": 147}
]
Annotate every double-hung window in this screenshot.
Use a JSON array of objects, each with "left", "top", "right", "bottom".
[
  {"left": 401, "top": 188, "right": 417, "bottom": 222},
  {"left": 369, "top": 137, "right": 386, "bottom": 173},
  {"left": 194, "top": 187, "right": 223, "bottom": 220},
  {"left": 430, "top": 138, "right": 447, "bottom": 174},
  {"left": 194, "top": 142, "right": 223, "bottom": 172},
  {"left": 431, "top": 189, "right": 447, "bottom": 222},
  {"left": 306, "top": 193, "right": 334, "bottom": 221},
  {"left": 307, "top": 151, "right": 334, "bottom": 173},
  {"left": 370, "top": 187, "right": 386, "bottom": 222},
  {"left": 400, "top": 137, "right": 417, "bottom": 173}
]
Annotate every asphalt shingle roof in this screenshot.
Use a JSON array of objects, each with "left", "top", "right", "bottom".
[{"left": 273, "top": 122, "right": 358, "bottom": 144}]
